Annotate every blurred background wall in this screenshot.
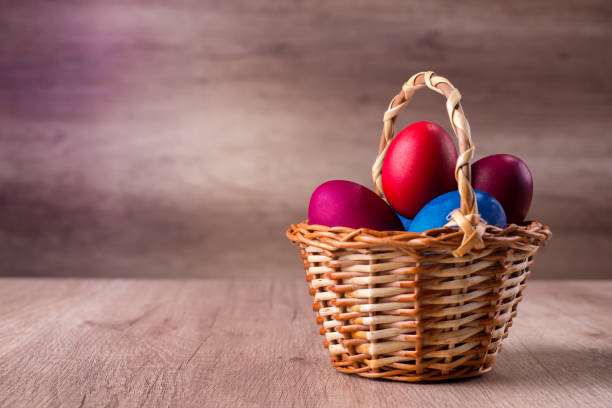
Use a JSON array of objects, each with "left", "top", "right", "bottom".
[{"left": 0, "top": 0, "right": 610, "bottom": 279}]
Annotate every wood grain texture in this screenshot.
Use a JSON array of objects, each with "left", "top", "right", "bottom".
[
  {"left": 0, "top": 1, "right": 611, "bottom": 278},
  {"left": 0, "top": 278, "right": 610, "bottom": 407}
]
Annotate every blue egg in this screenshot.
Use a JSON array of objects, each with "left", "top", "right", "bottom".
[
  {"left": 395, "top": 212, "right": 412, "bottom": 231},
  {"left": 408, "top": 190, "right": 507, "bottom": 233}
]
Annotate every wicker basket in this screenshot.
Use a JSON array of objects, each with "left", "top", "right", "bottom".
[{"left": 286, "top": 71, "right": 551, "bottom": 382}]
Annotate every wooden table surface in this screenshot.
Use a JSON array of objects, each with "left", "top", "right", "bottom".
[{"left": 1, "top": 278, "right": 611, "bottom": 407}]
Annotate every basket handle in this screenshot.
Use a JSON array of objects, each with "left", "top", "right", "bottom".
[{"left": 372, "top": 71, "right": 484, "bottom": 256}]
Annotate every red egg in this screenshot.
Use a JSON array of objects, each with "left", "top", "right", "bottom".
[
  {"left": 471, "top": 154, "right": 533, "bottom": 224},
  {"left": 381, "top": 121, "right": 458, "bottom": 219},
  {"left": 308, "top": 180, "right": 403, "bottom": 230}
]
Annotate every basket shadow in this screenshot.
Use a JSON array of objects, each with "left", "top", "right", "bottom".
[{"left": 481, "top": 343, "right": 612, "bottom": 387}]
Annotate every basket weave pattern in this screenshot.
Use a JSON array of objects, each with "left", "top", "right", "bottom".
[{"left": 286, "top": 72, "right": 551, "bottom": 381}]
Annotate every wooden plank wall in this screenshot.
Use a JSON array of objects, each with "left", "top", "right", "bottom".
[{"left": 0, "top": 1, "right": 610, "bottom": 278}]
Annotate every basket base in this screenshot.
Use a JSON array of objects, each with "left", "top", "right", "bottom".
[{"left": 335, "top": 364, "right": 494, "bottom": 382}]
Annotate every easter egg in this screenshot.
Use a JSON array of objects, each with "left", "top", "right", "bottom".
[
  {"left": 396, "top": 212, "right": 412, "bottom": 231},
  {"left": 308, "top": 180, "right": 403, "bottom": 231},
  {"left": 471, "top": 154, "right": 533, "bottom": 225},
  {"left": 381, "top": 121, "right": 458, "bottom": 219},
  {"left": 408, "top": 190, "right": 507, "bottom": 233}
]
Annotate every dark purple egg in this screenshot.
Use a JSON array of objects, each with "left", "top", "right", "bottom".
[
  {"left": 472, "top": 154, "right": 533, "bottom": 224},
  {"left": 308, "top": 180, "right": 403, "bottom": 231}
]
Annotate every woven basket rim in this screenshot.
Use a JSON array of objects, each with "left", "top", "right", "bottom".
[{"left": 286, "top": 220, "right": 551, "bottom": 253}]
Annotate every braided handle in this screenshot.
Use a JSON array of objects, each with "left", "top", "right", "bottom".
[{"left": 372, "top": 71, "right": 484, "bottom": 256}]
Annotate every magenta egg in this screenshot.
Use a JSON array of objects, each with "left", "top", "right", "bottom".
[
  {"left": 308, "top": 180, "right": 403, "bottom": 231},
  {"left": 471, "top": 154, "right": 533, "bottom": 224}
]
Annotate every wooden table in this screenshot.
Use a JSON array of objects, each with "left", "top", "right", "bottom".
[{"left": 1, "top": 279, "right": 610, "bottom": 407}]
